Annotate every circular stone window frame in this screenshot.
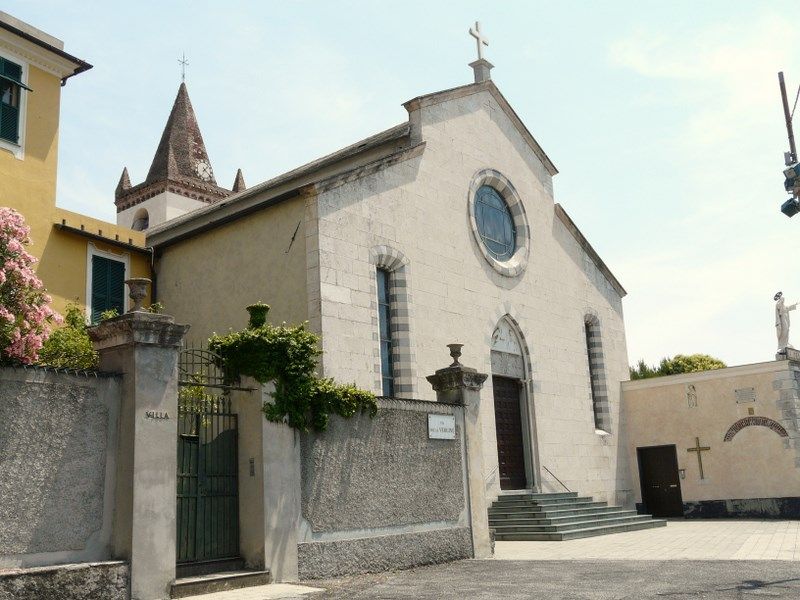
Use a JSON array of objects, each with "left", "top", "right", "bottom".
[{"left": 468, "top": 169, "right": 530, "bottom": 277}]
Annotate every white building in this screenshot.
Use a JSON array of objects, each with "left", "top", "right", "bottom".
[{"left": 148, "top": 58, "right": 632, "bottom": 507}]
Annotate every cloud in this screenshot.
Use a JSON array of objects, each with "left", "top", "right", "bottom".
[{"left": 608, "top": 12, "right": 800, "bottom": 366}]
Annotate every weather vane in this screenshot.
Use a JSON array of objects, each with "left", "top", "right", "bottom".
[{"left": 178, "top": 53, "right": 189, "bottom": 82}]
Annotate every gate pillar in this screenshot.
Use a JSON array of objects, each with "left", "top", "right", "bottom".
[
  {"left": 90, "top": 308, "right": 189, "bottom": 600},
  {"left": 426, "top": 344, "right": 492, "bottom": 559}
]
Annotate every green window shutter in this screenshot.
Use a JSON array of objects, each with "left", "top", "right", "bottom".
[
  {"left": 0, "top": 57, "right": 21, "bottom": 143},
  {"left": 91, "top": 255, "right": 126, "bottom": 322},
  {"left": 0, "top": 102, "right": 19, "bottom": 143},
  {"left": 1, "top": 58, "right": 22, "bottom": 83}
]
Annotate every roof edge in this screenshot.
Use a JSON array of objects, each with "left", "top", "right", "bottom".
[
  {"left": 0, "top": 16, "right": 91, "bottom": 80},
  {"left": 147, "top": 121, "right": 411, "bottom": 242},
  {"left": 53, "top": 223, "right": 150, "bottom": 255},
  {"left": 148, "top": 140, "right": 426, "bottom": 249},
  {"left": 554, "top": 203, "right": 626, "bottom": 298},
  {"left": 403, "top": 80, "right": 558, "bottom": 176},
  {"left": 622, "top": 360, "right": 785, "bottom": 390}
]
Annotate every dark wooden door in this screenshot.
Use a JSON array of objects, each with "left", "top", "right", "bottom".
[
  {"left": 493, "top": 375, "right": 527, "bottom": 490},
  {"left": 637, "top": 445, "right": 684, "bottom": 517}
]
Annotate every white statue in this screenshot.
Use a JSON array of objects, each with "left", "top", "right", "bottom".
[{"left": 775, "top": 291, "right": 797, "bottom": 350}]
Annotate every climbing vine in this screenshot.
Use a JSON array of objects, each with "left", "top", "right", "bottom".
[{"left": 209, "top": 303, "right": 376, "bottom": 431}]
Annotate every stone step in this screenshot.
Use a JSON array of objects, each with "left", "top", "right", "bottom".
[
  {"left": 175, "top": 558, "right": 245, "bottom": 579},
  {"left": 493, "top": 518, "right": 667, "bottom": 541},
  {"left": 490, "top": 499, "right": 606, "bottom": 511},
  {"left": 488, "top": 504, "right": 622, "bottom": 519},
  {"left": 491, "top": 514, "right": 655, "bottom": 533},
  {"left": 171, "top": 570, "right": 271, "bottom": 598},
  {"left": 492, "top": 495, "right": 594, "bottom": 506},
  {"left": 496, "top": 492, "right": 578, "bottom": 501},
  {"left": 489, "top": 509, "right": 638, "bottom": 527}
]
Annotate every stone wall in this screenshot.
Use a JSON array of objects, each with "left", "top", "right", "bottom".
[
  {"left": 298, "top": 398, "right": 472, "bottom": 579},
  {"left": 0, "top": 561, "right": 128, "bottom": 600},
  {"left": 0, "top": 367, "right": 121, "bottom": 569}
]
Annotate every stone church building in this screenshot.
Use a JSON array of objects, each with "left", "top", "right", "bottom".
[{"left": 146, "top": 60, "right": 632, "bottom": 507}]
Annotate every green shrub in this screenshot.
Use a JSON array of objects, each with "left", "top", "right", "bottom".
[
  {"left": 38, "top": 304, "right": 98, "bottom": 369},
  {"left": 209, "top": 305, "right": 376, "bottom": 431},
  {"left": 630, "top": 353, "right": 726, "bottom": 380}
]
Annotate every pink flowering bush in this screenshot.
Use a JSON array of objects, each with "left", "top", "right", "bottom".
[{"left": 0, "top": 207, "right": 61, "bottom": 364}]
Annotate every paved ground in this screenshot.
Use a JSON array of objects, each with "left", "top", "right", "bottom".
[
  {"left": 179, "top": 583, "right": 323, "bottom": 600},
  {"left": 313, "top": 560, "right": 800, "bottom": 599},
  {"left": 180, "top": 521, "right": 800, "bottom": 599},
  {"left": 494, "top": 519, "right": 800, "bottom": 561}
]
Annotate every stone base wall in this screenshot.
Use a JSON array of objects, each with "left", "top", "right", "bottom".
[
  {"left": 298, "top": 399, "right": 472, "bottom": 578},
  {"left": 0, "top": 367, "right": 121, "bottom": 569},
  {"left": 298, "top": 528, "right": 472, "bottom": 580},
  {"left": 0, "top": 561, "right": 128, "bottom": 600},
  {"left": 682, "top": 497, "right": 800, "bottom": 519}
]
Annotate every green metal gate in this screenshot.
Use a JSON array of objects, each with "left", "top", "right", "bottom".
[{"left": 176, "top": 347, "right": 240, "bottom": 564}]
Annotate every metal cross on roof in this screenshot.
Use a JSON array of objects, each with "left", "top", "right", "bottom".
[
  {"left": 178, "top": 53, "right": 189, "bottom": 82},
  {"left": 469, "top": 21, "right": 489, "bottom": 61}
]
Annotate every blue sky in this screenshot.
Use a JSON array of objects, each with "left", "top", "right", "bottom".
[{"left": 7, "top": 1, "right": 800, "bottom": 367}]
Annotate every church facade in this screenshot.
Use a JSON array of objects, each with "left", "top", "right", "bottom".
[{"left": 148, "top": 70, "right": 632, "bottom": 505}]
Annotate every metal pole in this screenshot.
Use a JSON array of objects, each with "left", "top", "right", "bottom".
[{"left": 779, "top": 71, "right": 797, "bottom": 164}]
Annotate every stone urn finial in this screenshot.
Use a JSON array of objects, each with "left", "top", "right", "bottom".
[
  {"left": 246, "top": 303, "right": 271, "bottom": 329},
  {"left": 447, "top": 343, "right": 464, "bottom": 367},
  {"left": 125, "top": 278, "right": 151, "bottom": 312}
]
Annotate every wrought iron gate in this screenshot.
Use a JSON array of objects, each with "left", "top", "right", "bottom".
[{"left": 176, "top": 347, "right": 239, "bottom": 564}]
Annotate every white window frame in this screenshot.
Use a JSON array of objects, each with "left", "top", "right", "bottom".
[
  {"left": 0, "top": 46, "right": 29, "bottom": 160},
  {"left": 86, "top": 242, "right": 130, "bottom": 323}
]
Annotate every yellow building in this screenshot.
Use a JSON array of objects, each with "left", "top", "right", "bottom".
[{"left": 0, "top": 11, "right": 150, "bottom": 322}]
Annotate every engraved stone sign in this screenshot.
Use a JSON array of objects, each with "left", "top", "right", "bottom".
[
  {"left": 428, "top": 414, "right": 456, "bottom": 440},
  {"left": 735, "top": 387, "right": 756, "bottom": 404},
  {"left": 145, "top": 410, "right": 169, "bottom": 420}
]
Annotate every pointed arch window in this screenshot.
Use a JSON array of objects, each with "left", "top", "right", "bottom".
[
  {"left": 377, "top": 268, "right": 395, "bottom": 396},
  {"left": 370, "top": 245, "right": 416, "bottom": 398}
]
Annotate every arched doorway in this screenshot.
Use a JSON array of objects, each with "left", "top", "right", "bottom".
[{"left": 490, "top": 317, "right": 536, "bottom": 490}]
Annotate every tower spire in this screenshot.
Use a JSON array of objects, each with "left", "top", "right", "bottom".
[
  {"left": 232, "top": 168, "right": 246, "bottom": 193},
  {"left": 115, "top": 167, "right": 131, "bottom": 197},
  {"left": 145, "top": 82, "right": 216, "bottom": 185}
]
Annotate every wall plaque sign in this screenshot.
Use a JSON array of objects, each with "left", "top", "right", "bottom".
[
  {"left": 735, "top": 387, "right": 756, "bottom": 404},
  {"left": 145, "top": 410, "right": 169, "bottom": 420},
  {"left": 428, "top": 414, "right": 456, "bottom": 440}
]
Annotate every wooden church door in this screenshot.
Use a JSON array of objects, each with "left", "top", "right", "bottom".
[
  {"left": 493, "top": 375, "right": 527, "bottom": 490},
  {"left": 637, "top": 445, "right": 684, "bottom": 517}
]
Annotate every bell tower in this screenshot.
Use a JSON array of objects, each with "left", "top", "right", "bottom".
[{"left": 115, "top": 83, "right": 245, "bottom": 231}]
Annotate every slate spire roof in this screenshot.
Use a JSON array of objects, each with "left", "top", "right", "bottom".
[
  {"left": 145, "top": 82, "right": 216, "bottom": 185},
  {"left": 115, "top": 83, "right": 233, "bottom": 214}
]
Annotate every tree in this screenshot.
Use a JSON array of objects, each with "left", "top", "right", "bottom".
[
  {"left": 0, "top": 207, "right": 60, "bottom": 364},
  {"left": 630, "top": 354, "right": 726, "bottom": 380}
]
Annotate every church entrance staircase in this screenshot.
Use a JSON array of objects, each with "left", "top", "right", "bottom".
[{"left": 489, "top": 492, "right": 666, "bottom": 541}]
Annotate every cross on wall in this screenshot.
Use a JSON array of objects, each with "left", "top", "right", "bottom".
[{"left": 687, "top": 437, "right": 711, "bottom": 480}]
